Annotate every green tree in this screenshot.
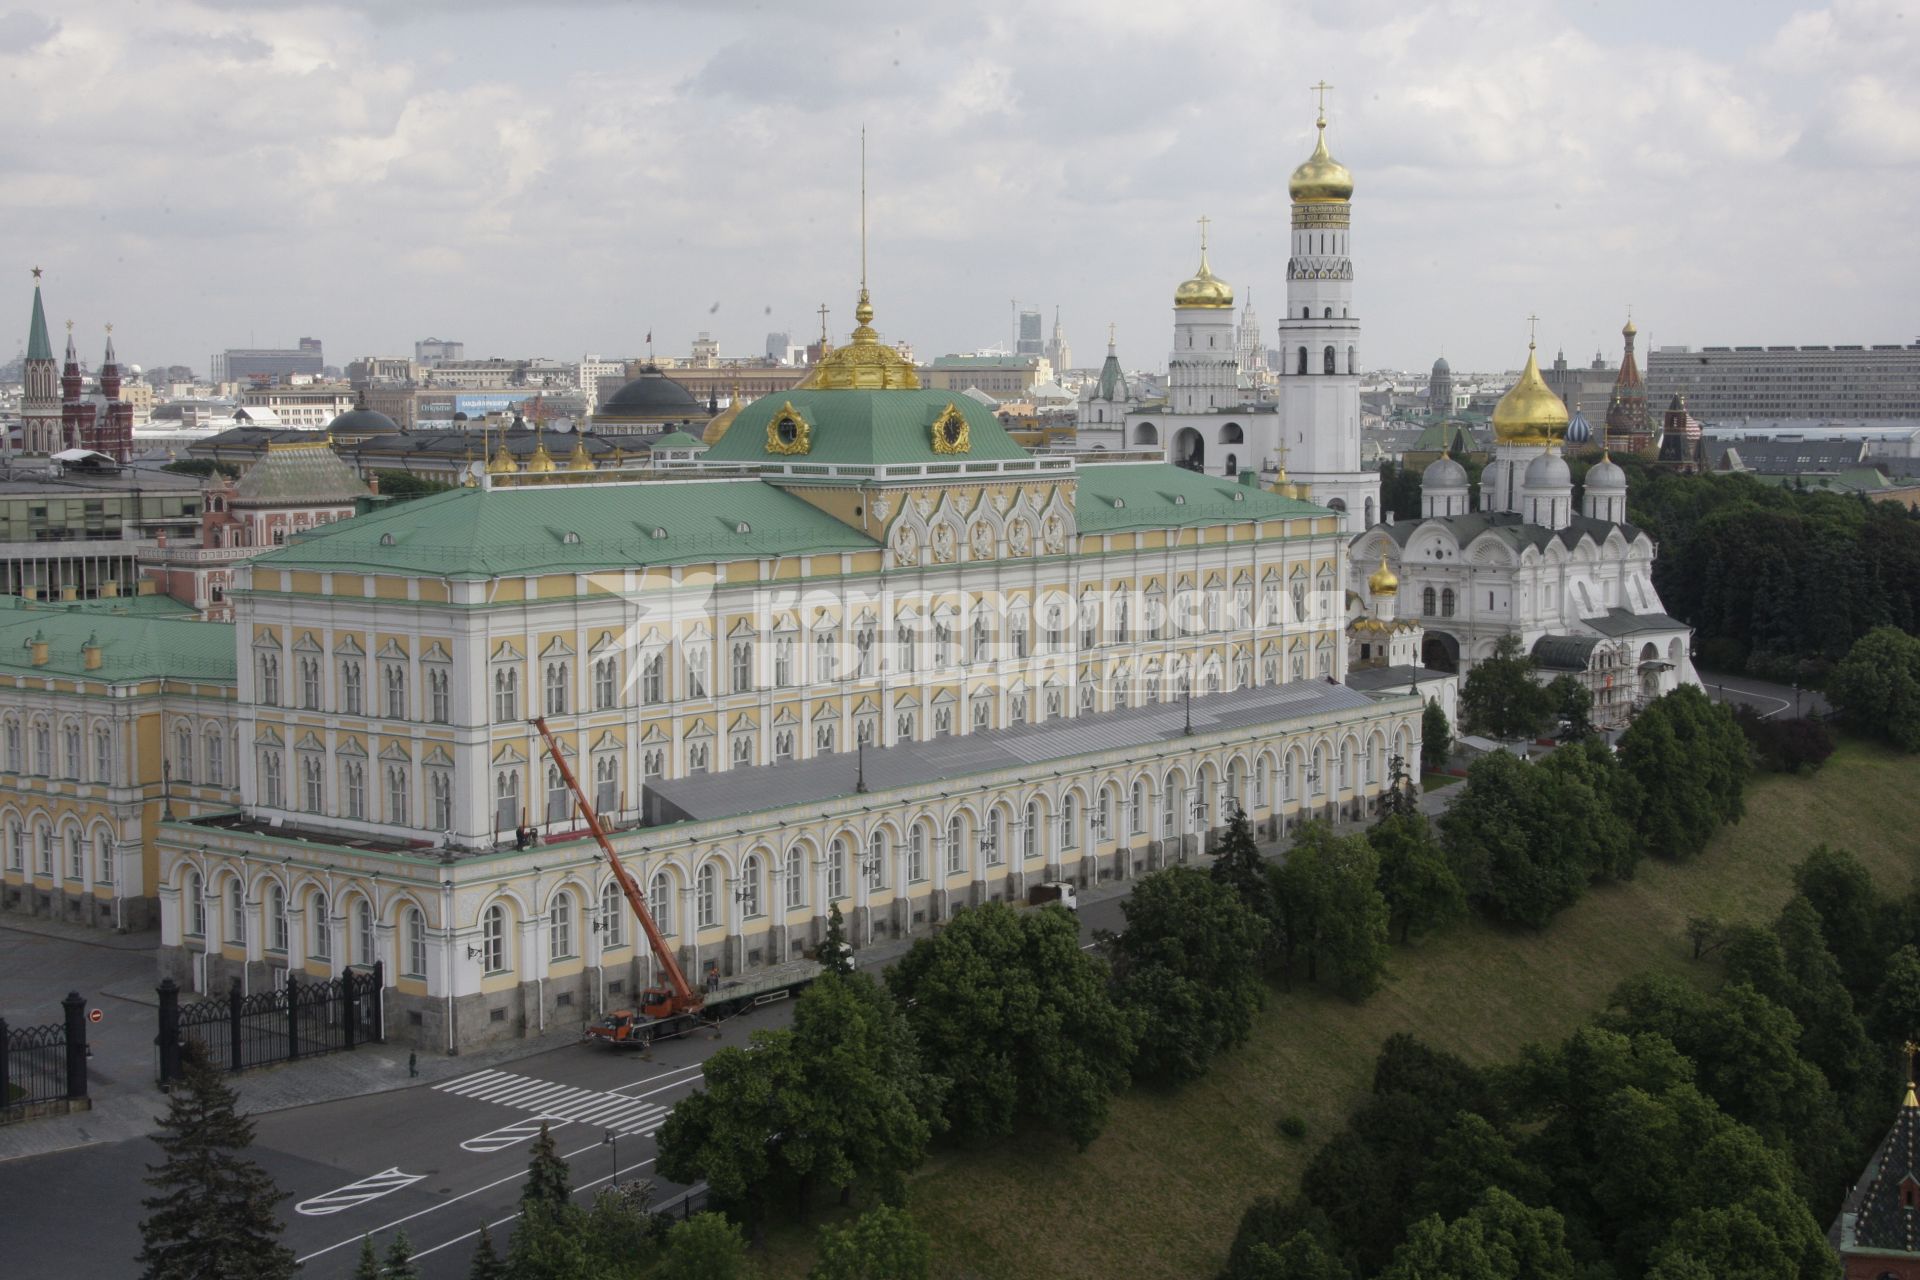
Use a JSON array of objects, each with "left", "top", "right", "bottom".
[
  {"left": 1209, "top": 806, "right": 1276, "bottom": 929},
  {"left": 1272, "top": 822, "right": 1389, "bottom": 999},
  {"left": 383, "top": 1230, "right": 419, "bottom": 1280},
  {"left": 1459, "top": 634, "right": 1553, "bottom": 740},
  {"left": 887, "top": 901, "right": 1138, "bottom": 1148},
  {"left": 1369, "top": 810, "right": 1464, "bottom": 943},
  {"left": 1619, "top": 687, "right": 1749, "bottom": 863},
  {"left": 1537, "top": 736, "right": 1639, "bottom": 882},
  {"left": 1421, "top": 698, "right": 1452, "bottom": 775},
  {"left": 1222, "top": 1199, "right": 1345, "bottom": 1280},
  {"left": 1110, "top": 866, "right": 1268, "bottom": 1084},
  {"left": 656, "top": 1212, "right": 749, "bottom": 1280},
  {"left": 1439, "top": 751, "right": 1589, "bottom": 927},
  {"left": 1377, "top": 1189, "right": 1575, "bottom": 1280},
  {"left": 819, "top": 901, "right": 854, "bottom": 975},
  {"left": 467, "top": 1223, "right": 505, "bottom": 1280},
  {"left": 807, "top": 1205, "right": 932, "bottom": 1280},
  {"left": 1792, "top": 844, "right": 1885, "bottom": 996},
  {"left": 1545, "top": 674, "right": 1594, "bottom": 740},
  {"left": 352, "top": 1236, "right": 381, "bottom": 1280},
  {"left": 1870, "top": 945, "right": 1920, "bottom": 1048},
  {"left": 137, "top": 1040, "right": 296, "bottom": 1280},
  {"left": 1828, "top": 625, "right": 1920, "bottom": 750},
  {"left": 506, "top": 1123, "right": 590, "bottom": 1280},
  {"left": 657, "top": 1037, "right": 794, "bottom": 1230},
  {"left": 1234, "top": 1233, "right": 1351, "bottom": 1280}
]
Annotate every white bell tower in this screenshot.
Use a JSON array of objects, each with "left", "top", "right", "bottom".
[{"left": 1276, "top": 84, "right": 1378, "bottom": 530}]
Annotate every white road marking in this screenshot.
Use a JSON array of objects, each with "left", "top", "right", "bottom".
[
  {"left": 400, "top": 1157, "right": 661, "bottom": 1265},
  {"left": 460, "top": 1116, "right": 569, "bottom": 1154},
  {"left": 294, "top": 1167, "right": 426, "bottom": 1217},
  {"left": 433, "top": 1071, "right": 673, "bottom": 1136}
]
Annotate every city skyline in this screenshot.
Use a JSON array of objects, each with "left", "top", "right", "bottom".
[{"left": 5, "top": 0, "right": 1916, "bottom": 374}]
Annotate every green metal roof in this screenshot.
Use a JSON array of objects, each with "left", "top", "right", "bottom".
[
  {"left": 0, "top": 610, "right": 236, "bottom": 684},
  {"left": 236, "top": 445, "right": 370, "bottom": 504},
  {"left": 26, "top": 285, "right": 51, "bottom": 361},
  {"left": 1074, "top": 463, "right": 1329, "bottom": 533},
  {"left": 701, "top": 389, "right": 1029, "bottom": 466},
  {"left": 248, "top": 478, "right": 879, "bottom": 579},
  {"left": 1093, "top": 351, "right": 1128, "bottom": 401},
  {"left": 648, "top": 430, "right": 706, "bottom": 449}
]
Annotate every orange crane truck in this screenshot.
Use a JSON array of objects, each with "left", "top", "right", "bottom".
[{"left": 528, "top": 718, "right": 831, "bottom": 1048}]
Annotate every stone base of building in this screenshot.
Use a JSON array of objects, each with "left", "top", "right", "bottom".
[{"left": 0, "top": 882, "right": 154, "bottom": 932}]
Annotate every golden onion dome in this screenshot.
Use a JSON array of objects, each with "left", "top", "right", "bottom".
[
  {"left": 1368, "top": 552, "right": 1399, "bottom": 597},
  {"left": 1491, "top": 343, "right": 1571, "bottom": 446},
  {"left": 486, "top": 438, "right": 519, "bottom": 475},
  {"left": 525, "top": 431, "right": 558, "bottom": 473},
  {"left": 567, "top": 436, "right": 594, "bottom": 471},
  {"left": 703, "top": 383, "right": 751, "bottom": 445},
  {"left": 799, "top": 289, "right": 921, "bottom": 390},
  {"left": 1289, "top": 115, "right": 1354, "bottom": 204},
  {"left": 1174, "top": 246, "right": 1233, "bottom": 310}
]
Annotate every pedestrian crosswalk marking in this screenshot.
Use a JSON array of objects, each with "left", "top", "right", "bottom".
[
  {"left": 294, "top": 1168, "right": 425, "bottom": 1216},
  {"left": 435, "top": 1070, "right": 670, "bottom": 1138}
]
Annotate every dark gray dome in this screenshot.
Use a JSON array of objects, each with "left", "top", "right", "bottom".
[
  {"left": 1422, "top": 452, "right": 1467, "bottom": 489},
  {"left": 328, "top": 390, "right": 398, "bottom": 439},
  {"left": 603, "top": 366, "right": 699, "bottom": 413},
  {"left": 1432, "top": 356, "right": 1451, "bottom": 374}
]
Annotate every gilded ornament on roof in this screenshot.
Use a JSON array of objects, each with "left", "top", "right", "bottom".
[
  {"left": 931, "top": 402, "right": 971, "bottom": 455},
  {"left": 765, "top": 402, "right": 812, "bottom": 455}
]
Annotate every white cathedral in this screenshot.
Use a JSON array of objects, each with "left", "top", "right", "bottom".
[{"left": 1078, "top": 101, "right": 1697, "bottom": 724}]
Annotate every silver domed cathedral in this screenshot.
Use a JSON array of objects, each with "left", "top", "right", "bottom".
[{"left": 1277, "top": 91, "right": 1379, "bottom": 532}]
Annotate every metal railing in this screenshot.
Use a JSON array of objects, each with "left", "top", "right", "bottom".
[
  {"left": 1, "top": 993, "right": 89, "bottom": 1122},
  {"left": 157, "top": 964, "right": 383, "bottom": 1083}
]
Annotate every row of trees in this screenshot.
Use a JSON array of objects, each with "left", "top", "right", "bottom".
[{"left": 1224, "top": 840, "right": 1920, "bottom": 1278}]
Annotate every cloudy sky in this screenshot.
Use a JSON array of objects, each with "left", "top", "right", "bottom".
[{"left": 7, "top": 0, "right": 1917, "bottom": 377}]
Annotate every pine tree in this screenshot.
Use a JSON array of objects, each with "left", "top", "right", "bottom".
[
  {"left": 522, "top": 1121, "right": 572, "bottom": 1215},
  {"left": 352, "top": 1235, "right": 381, "bottom": 1280},
  {"left": 384, "top": 1228, "right": 420, "bottom": 1280},
  {"left": 138, "top": 1040, "right": 296, "bottom": 1280},
  {"left": 820, "top": 901, "right": 854, "bottom": 975},
  {"left": 1421, "top": 698, "right": 1452, "bottom": 775},
  {"left": 467, "top": 1223, "right": 506, "bottom": 1280}
]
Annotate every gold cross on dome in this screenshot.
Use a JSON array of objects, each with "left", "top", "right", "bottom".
[
  {"left": 816, "top": 302, "right": 830, "bottom": 342},
  {"left": 1311, "top": 80, "right": 1334, "bottom": 117},
  {"left": 1197, "top": 213, "right": 1211, "bottom": 253},
  {"left": 1527, "top": 313, "right": 1539, "bottom": 348},
  {"left": 1906, "top": 1039, "right": 1917, "bottom": 1079}
]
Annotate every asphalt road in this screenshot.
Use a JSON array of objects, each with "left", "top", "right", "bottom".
[
  {"left": 0, "top": 907, "right": 1126, "bottom": 1279},
  {"left": 1697, "top": 669, "right": 1829, "bottom": 721}
]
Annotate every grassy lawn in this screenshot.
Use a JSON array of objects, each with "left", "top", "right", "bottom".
[{"left": 757, "top": 741, "right": 1920, "bottom": 1279}]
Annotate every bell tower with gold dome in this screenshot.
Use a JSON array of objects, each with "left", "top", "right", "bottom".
[
  {"left": 1276, "top": 85, "right": 1377, "bottom": 532},
  {"left": 1167, "top": 216, "right": 1239, "bottom": 418}
]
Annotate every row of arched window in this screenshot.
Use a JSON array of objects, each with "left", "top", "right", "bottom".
[{"left": 2, "top": 716, "right": 115, "bottom": 784}]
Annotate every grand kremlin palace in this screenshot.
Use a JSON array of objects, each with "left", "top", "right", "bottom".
[{"left": 110, "top": 292, "right": 1423, "bottom": 1051}]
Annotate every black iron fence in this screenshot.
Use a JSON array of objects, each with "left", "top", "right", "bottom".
[
  {"left": 1, "top": 993, "right": 89, "bottom": 1123},
  {"left": 157, "top": 964, "right": 383, "bottom": 1084}
]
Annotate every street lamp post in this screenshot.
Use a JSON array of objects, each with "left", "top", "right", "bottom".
[{"left": 604, "top": 1128, "right": 618, "bottom": 1188}]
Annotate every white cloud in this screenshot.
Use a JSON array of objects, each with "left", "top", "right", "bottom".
[{"left": 3, "top": 0, "right": 1914, "bottom": 375}]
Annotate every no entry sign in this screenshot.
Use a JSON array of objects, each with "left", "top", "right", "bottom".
[{"left": 87, "top": 1008, "right": 102, "bottom": 1024}]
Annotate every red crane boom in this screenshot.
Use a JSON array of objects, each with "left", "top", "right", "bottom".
[{"left": 529, "top": 717, "right": 699, "bottom": 1017}]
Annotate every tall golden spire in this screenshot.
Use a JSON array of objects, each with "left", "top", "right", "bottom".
[{"left": 797, "top": 131, "right": 920, "bottom": 391}]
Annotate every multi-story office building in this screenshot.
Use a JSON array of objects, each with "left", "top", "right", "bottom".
[
  {"left": 211, "top": 341, "right": 324, "bottom": 385},
  {"left": 1647, "top": 343, "right": 1920, "bottom": 419},
  {"left": 921, "top": 354, "right": 1050, "bottom": 399},
  {"left": 238, "top": 383, "right": 357, "bottom": 429},
  {"left": 415, "top": 339, "right": 465, "bottom": 367}
]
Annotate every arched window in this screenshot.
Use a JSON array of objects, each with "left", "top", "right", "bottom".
[
  {"left": 987, "top": 810, "right": 1005, "bottom": 865},
  {"left": 385, "top": 665, "right": 407, "bottom": 719},
  {"left": 311, "top": 892, "right": 331, "bottom": 960},
  {"left": 1296, "top": 346, "right": 1308, "bottom": 375},
  {"left": 1323, "top": 345, "right": 1336, "bottom": 375},
  {"left": 495, "top": 770, "right": 520, "bottom": 832},
  {"left": 599, "top": 882, "right": 624, "bottom": 948},
  {"left": 493, "top": 667, "right": 518, "bottom": 722},
  {"left": 549, "top": 891, "right": 574, "bottom": 960},
  {"left": 1061, "top": 793, "right": 1078, "bottom": 850},
  {"left": 355, "top": 898, "right": 374, "bottom": 966},
  {"left": 697, "top": 863, "right": 718, "bottom": 928},
  {"left": 1098, "top": 789, "right": 1113, "bottom": 841},
  {"left": 544, "top": 661, "right": 569, "bottom": 716},
  {"left": 545, "top": 764, "right": 569, "bottom": 825},
  {"left": 741, "top": 854, "right": 763, "bottom": 917},
  {"left": 866, "top": 830, "right": 887, "bottom": 891},
  {"left": 1323, "top": 306, "right": 1332, "bottom": 319},
  {"left": 481, "top": 903, "right": 506, "bottom": 971},
  {"left": 96, "top": 831, "right": 114, "bottom": 884},
  {"left": 1347, "top": 345, "right": 1357, "bottom": 375},
  {"left": 909, "top": 826, "right": 927, "bottom": 882},
  {"left": 946, "top": 816, "right": 965, "bottom": 876},
  {"left": 92, "top": 727, "right": 110, "bottom": 781},
  {"left": 1023, "top": 802, "right": 1040, "bottom": 860},
  {"left": 1441, "top": 587, "right": 1456, "bottom": 619},
  {"left": 1131, "top": 780, "right": 1146, "bottom": 834},
  {"left": 405, "top": 907, "right": 428, "bottom": 977},
  {"left": 431, "top": 771, "right": 453, "bottom": 831},
  {"left": 829, "top": 838, "right": 849, "bottom": 899},
  {"left": 269, "top": 884, "right": 288, "bottom": 952},
  {"left": 785, "top": 849, "right": 807, "bottom": 910},
  {"left": 343, "top": 760, "right": 365, "bottom": 820},
  {"left": 649, "top": 872, "right": 674, "bottom": 936},
  {"left": 429, "top": 669, "right": 451, "bottom": 723},
  {"left": 262, "top": 751, "right": 284, "bottom": 807},
  {"left": 186, "top": 871, "right": 206, "bottom": 937},
  {"left": 387, "top": 765, "right": 409, "bottom": 824},
  {"left": 1422, "top": 586, "right": 1436, "bottom": 617},
  {"left": 205, "top": 732, "right": 224, "bottom": 788},
  {"left": 228, "top": 879, "right": 246, "bottom": 944},
  {"left": 1162, "top": 772, "right": 1179, "bottom": 834}
]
